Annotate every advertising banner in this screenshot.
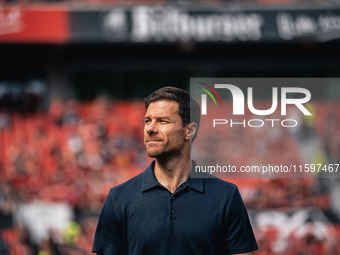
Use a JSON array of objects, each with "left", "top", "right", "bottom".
[
  {"left": 0, "top": 5, "right": 69, "bottom": 43},
  {"left": 2, "top": 5, "right": 340, "bottom": 43},
  {"left": 69, "top": 6, "right": 340, "bottom": 43}
]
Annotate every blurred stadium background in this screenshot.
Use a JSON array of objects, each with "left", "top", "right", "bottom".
[{"left": 1, "top": 0, "right": 340, "bottom": 254}]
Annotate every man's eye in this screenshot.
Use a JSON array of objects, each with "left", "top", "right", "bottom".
[
  {"left": 160, "top": 120, "right": 169, "bottom": 123},
  {"left": 144, "top": 119, "right": 150, "bottom": 124}
]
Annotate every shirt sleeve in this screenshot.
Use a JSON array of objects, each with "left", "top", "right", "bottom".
[
  {"left": 92, "top": 189, "right": 124, "bottom": 255},
  {"left": 224, "top": 187, "right": 258, "bottom": 255}
]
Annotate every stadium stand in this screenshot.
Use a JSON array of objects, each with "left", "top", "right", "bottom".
[
  {"left": 1, "top": 0, "right": 340, "bottom": 254},
  {"left": 0, "top": 98, "right": 339, "bottom": 254}
]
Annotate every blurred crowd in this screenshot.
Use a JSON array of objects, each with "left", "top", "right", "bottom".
[
  {"left": 0, "top": 98, "right": 149, "bottom": 255},
  {"left": 0, "top": 98, "right": 339, "bottom": 255}
]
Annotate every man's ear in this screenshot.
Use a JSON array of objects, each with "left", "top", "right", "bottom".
[{"left": 185, "top": 123, "right": 198, "bottom": 141}]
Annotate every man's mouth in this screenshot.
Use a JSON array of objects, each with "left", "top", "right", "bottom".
[{"left": 146, "top": 139, "right": 162, "bottom": 144}]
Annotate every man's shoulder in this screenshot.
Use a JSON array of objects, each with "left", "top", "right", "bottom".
[
  {"left": 191, "top": 162, "right": 238, "bottom": 192},
  {"left": 203, "top": 177, "right": 239, "bottom": 194},
  {"left": 108, "top": 171, "right": 144, "bottom": 198}
]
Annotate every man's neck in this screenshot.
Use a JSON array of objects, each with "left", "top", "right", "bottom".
[{"left": 154, "top": 155, "right": 191, "bottom": 194}]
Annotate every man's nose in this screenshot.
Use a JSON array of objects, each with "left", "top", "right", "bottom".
[{"left": 145, "top": 121, "right": 158, "bottom": 134}]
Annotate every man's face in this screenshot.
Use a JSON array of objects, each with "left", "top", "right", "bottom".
[{"left": 144, "top": 100, "right": 187, "bottom": 158}]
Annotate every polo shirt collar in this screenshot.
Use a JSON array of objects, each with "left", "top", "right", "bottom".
[
  {"left": 141, "top": 161, "right": 160, "bottom": 192},
  {"left": 186, "top": 160, "right": 204, "bottom": 193},
  {"left": 184, "top": 177, "right": 204, "bottom": 193},
  {"left": 141, "top": 160, "right": 204, "bottom": 193}
]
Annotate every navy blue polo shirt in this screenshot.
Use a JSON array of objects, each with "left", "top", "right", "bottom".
[{"left": 92, "top": 161, "right": 258, "bottom": 255}]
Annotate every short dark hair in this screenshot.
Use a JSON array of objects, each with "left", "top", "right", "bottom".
[{"left": 144, "top": 87, "right": 200, "bottom": 139}]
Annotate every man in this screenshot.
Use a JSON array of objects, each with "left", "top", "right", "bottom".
[{"left": 92, "top": 87, "right": 258, "bottom": 255}]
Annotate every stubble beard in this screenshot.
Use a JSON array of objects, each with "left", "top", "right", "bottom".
[{"left": 146, "top": 141, "right": 182, "bottom": 159}]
